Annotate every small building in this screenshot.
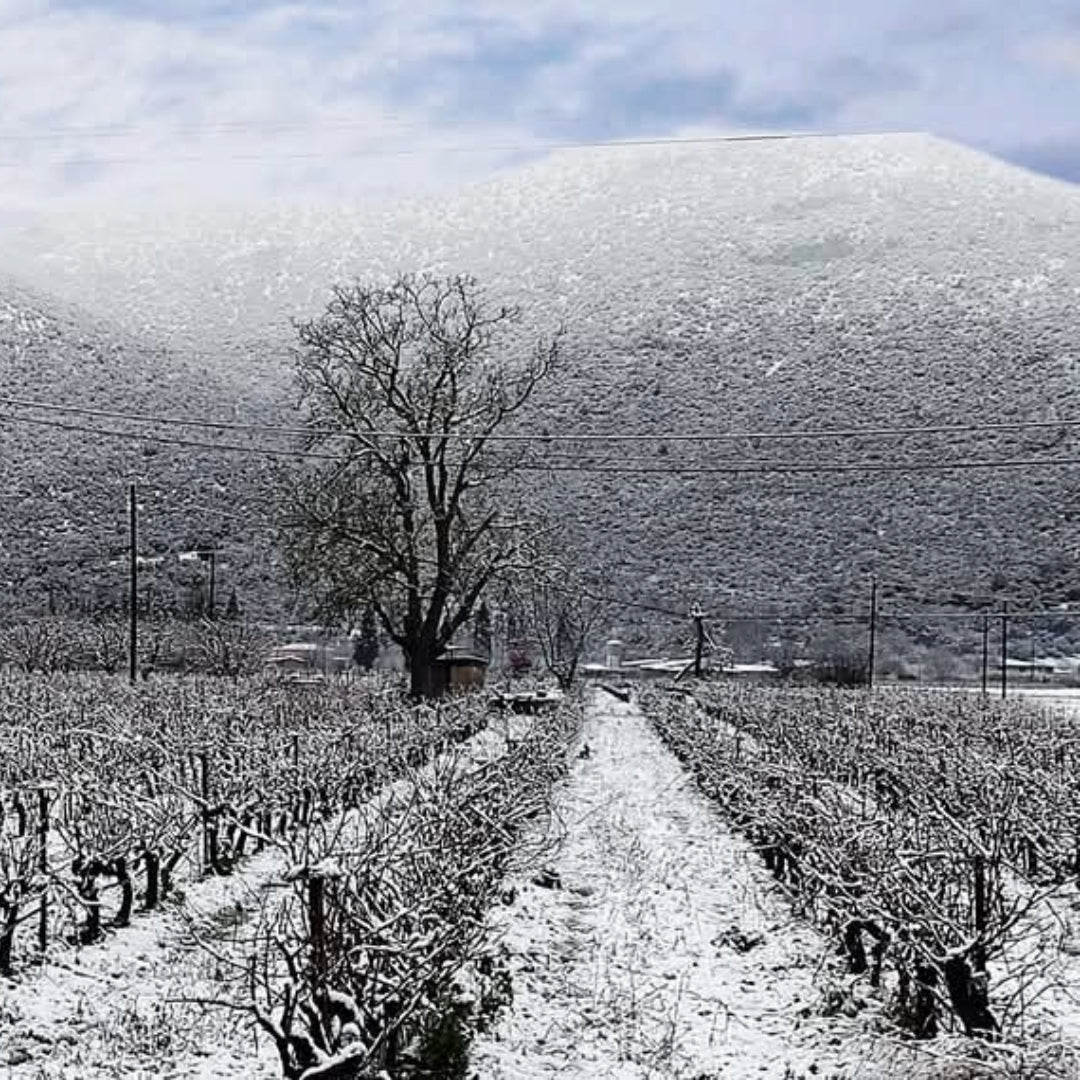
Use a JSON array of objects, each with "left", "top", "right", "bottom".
[
  {"left": 266, "top": 642, "right": 319, "bottom": 675},
  {"left": 995, "top": 657, "right": 1059, "bottom": 683},
  {"left": 726, "top": 662, "right": 781, "bottom": 682},
  {"left": 604, "top": 639, "right": 625, "bottom": 670},
  {"left": 583, "top": 657, "right": 696, "bottom": 681},
  {"left": 432, "top": 646, "right": 489, "bottom": 695}
]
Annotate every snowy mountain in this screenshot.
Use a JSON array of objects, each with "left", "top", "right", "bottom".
[{"left": 2, "top": 133, "right": 1079, "bottom": 639}]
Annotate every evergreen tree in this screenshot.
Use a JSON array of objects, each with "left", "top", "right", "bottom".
[
  {"left": 472, "top": 601, "right": 492, "bottom": 657},
  {"left": 224, "top": 587, "right": 240, "bottom": 621},
  {"left": 353, "top": 606, "right": 380, "bottom": 671}
]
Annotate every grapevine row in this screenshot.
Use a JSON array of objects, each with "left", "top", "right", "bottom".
[
  {"left": 641, "top": 685, "right": 1080, "bottom": 1040},
  {"left": 0, "top": 672, "right": 491, "bottom": 972}
]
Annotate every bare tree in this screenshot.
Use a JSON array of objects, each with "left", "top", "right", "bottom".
[
  {"left": 0, "top": 619, "right": 77, "bottom": 674},
  {"left": 79, "top": 614, "right": 128, "bottom": 674},
  {"left": 513, "top": 562, "right": 609, "bottom": 692},
  {"left": 281, "top": 273, "right": 560, "bottom": 698},
  {"left": 193, "top": 619, "right": 273, "bottom": 679}
]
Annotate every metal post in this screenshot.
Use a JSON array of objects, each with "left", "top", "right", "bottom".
[
  {"left": 980, "top": 615, "right": 990, "bottom": 697},
  {"left": 208, "top": 550, "right": 217, "bottom": 620},
  {"left": 867, "top": 578, "right": 878, "bottom": 689},
  {"left": 691, "top": 603, "right": 705, "bottom": 678},
  {"left": 128, "top": 483, "right": 138, "bottom": 684},
  {"left": 37, "top": 787, "right": 49, "bottom": 954},
  {"left": 1000, "top": 602, "right": 1009, "bottom": 701}
]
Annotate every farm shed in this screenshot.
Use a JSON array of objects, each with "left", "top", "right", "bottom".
[
  {"left": 266, "top": 643, "right": 319, "bottom": 674},
  {"left": 431, "top": 647, "right": 489, "bottom": 695}
]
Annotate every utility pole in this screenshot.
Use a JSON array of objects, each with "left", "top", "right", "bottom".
[
  {"left": 1000, "top": 601, "right": 1009, "bottom": 701},
  {"left": 980, "top": 614, "right": 990, "bottom": 697},
  {"left": 197, "top": 549, "right": 218, "bottom": 619},
  {"left": 128, "top": 483, "right": 138, "bottom": 684},
  {"left": 207, "top": 550, "right": 217, "bottom": 620},
  {"left": 691, "top": 602, "right": 705, "bottom": 678},
  {"left": 867, "top": 577, "right": 879, "bottom": 689}
]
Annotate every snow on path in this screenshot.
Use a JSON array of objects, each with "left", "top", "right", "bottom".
[{"left": 470, "top": 692, "right": 844, "bottom": 1080}]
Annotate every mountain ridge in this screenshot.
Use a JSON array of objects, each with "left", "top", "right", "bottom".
[{"left": 1, "top": 133, "right": 1079, "bottom": 649}]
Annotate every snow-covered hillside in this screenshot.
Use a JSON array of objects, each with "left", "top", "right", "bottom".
[
  {"left": 2, "top": 134, "right": 1080, "bottom": 636},
  {"left": 3, "top": 135, "right": 1077, "bottom": 351}
]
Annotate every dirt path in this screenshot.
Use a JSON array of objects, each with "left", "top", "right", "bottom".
[{"left": 470, "top": 691, "right": 851, "bottom": 1080}]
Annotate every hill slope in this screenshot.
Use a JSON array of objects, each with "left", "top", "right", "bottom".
[
  {"left": 2, "top": 134, "right": 1080, "bottom": 645},
  {"left": 0, "top": 279, "right": 286, "bottom": 618}
]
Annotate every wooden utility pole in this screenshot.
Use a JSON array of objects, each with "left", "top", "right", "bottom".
[
  {"left": 980, "top": 614, "right": 990, "bottom": 697},
  {"left": 691, "top": 603, "right": 705, "bottom": 678},
  {"left": 128, "top": 483, "right": 138, "bottom": 684},
  {"left": 207, "top": 550, "right": 217, "bottom": 620},
  {"left": 1000, "top": 601, "right": 1009, "bottom": 701},
  {"left": 867, "top": 578, "right": 879, "bottom": 689}
]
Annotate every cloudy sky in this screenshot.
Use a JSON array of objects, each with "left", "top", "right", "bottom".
[{"left": 0, "top": 0, "right": 1078, "bottom": 211}]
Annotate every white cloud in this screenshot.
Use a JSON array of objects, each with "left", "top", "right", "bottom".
[
  {"left": 1019, "top": 34, "right": 1080, "bottom": 74},
  {"left": 0, "top": 0, "right": 1076, "bottom": 216}
]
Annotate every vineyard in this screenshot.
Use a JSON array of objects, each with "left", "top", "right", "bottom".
[
  {"left": 0, "top": 673, "right": 584, "bottom": 1077},
  {"left": 9, "top": 677, "right": 1080, "bottom": 1076},
  {"left": 641, "top": 684, "right": 1080, "bottom": 1069}
]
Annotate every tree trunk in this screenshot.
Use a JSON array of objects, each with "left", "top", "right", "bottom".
[
  {"left": 408, "top": 646, "right": 444, "bottom": 699},
  {"left": 113, "top": 857, "right": 133, "bottom": 927},
  {"left": 0, "top": 903, "right": 17, "bottom": 975},
  {"left": 162, "top": 850, "right": 183, "bottom": 900},
  {"left": 80, "top": 874, "right": 102, "bottom": 945},
  {"left": 944, "top": 955, "right": 998, "bottom": 1038},
  {"left": 144, "top": 850, "right": 160, "bottom": 910}
]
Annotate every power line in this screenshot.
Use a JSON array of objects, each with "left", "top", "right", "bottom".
[
  {"left": 0, "top": 116, "right": 445, "bottom": 141},
  {"left": 0, "top": 115, "right": 902, "bottom": 143},
  {"left": 3, "top": 394, "right": 1079, "bottom": 445},
  {"left": 503, "top": 456, "right": 1080, "bottom": 476},
  {"left": 0, "top": 130, "right": 881, "bottom": 170},
  {"left": 8, "top": 410, "right": 1080, "bottom": 476},
  {"left": 0, "top": 411, "right": 340, "bottom": 461}
]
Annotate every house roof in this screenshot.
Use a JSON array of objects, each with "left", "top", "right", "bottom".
[{"left": 435, "top": 650, "right": 489, "bottom": 666}]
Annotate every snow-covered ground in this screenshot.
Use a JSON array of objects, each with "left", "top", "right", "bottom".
[
  {"left": 470, "top": 691, "right": 868, "bottom": 1080},
  {"left": 883, "top": 683, "right": 1080, "bottom": 719},
  {"left": 0, "top": 843, "right": 284, "bottom": 1078},
  {"left": 0, "top": 714, "right": 530, "bottom": 1078},
  {"left": 10, "top": 692, "right": 1080, "bottom": 1078}
]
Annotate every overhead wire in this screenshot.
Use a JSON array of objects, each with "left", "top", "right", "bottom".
[
  {"left": 6, "top": 411, "right": 1080, "bottom": 476},
  {"left": 2, "top": 394, "right": 1077, "bottom": 444},
  {"left": 0, "top": 411, "right": 339, "bottom": 461},
  {"left": 0, "top": 130, "right": 879, "bottom": 170}
]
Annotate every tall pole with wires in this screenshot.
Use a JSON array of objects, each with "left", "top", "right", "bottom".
[
  {"left": 205, "top": 550, "right": 217, "bottom": 620},
  {"left": 1000, "top": 601, "right": 1009, "bottom": 701},
  {"left": 867, "top": 577, "right": 878, "bottom": 689},
  {"left": 981, "top": 614, "right": 990, "bottom": 697},
  {"left": 128, "top": 483, "right": 138, "bottom": 684},
  {"left": 691, "top": 602, "right": 706, "bottom": 678}
]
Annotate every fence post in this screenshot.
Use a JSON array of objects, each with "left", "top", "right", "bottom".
[
  {"left": 308, "top": 874, "right": 327, "bottom": 985},
  {"left": 1000, "top": 603, "right": 1009, "bottom": 701},
  {"left": 37, "top": 787, "right": 50, "bottom": 955},
  {"left": 972, "top": 853, "right": 987, "bottom": 972},
  {"left": 980, "top": 615, "right": 990, "bottom": 698},
  {"left": 200, "top": 750, "right": 217, "bottom": 876}
]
